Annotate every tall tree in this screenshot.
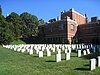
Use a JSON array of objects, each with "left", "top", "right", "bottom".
[
  {"left": 0, "top": 5, "right": 2, "bottom": 15},
  {"left": 0, "top": 15, "right": 14, "bottom": 44},
  {"left": 20, "top": 12, "right": 39, "bottom": 37},
  {"left": 6, "top": 12, "right": 26, "bottom": 39}
]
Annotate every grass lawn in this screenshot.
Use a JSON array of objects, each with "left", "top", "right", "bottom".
[
  {"left": 10, "top": 39, "right": 26, "bottom": 45},
  {"left": 0, "top": 46, "right": 100, "bottom": 75}
]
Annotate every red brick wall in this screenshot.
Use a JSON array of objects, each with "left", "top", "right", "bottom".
[
  {"left": 67, "top": 19, "right": 78, "bottom": 43},
  {"left": 44, "top": 20, "right": 66, "bottom": 36},
  {"left": 72, "top": 12, "right": 86, "bottom": 25},
  {"left": 77, "top": 22, "right": 100, "bottom": 44},
  {"left": 61, "top": 11, "right": 72, "bottom": 20}
]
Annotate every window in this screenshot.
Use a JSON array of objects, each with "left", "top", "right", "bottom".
[{"left": 70, "top": 24, "right": 74, "bottom": 31}]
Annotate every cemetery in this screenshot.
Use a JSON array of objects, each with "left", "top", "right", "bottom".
[{"left": 0, "top": 44, "right": 100, "bottom": 75}]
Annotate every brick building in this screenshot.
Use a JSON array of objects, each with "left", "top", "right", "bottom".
[
  {"left": 76, "top": 17, "right": 100, "bottom": 44},
  {"left": 38, "top": 8, "right": 100, "bottom": 44}
]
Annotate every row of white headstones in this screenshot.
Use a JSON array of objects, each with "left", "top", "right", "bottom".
[{"left": 2, "top": 44, "right": 100, "bottom": 70}]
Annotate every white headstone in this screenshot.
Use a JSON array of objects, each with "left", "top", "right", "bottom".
[
  {"left": 65, "top": 53, "right": 70, "bottom": 60},
  {"left": 21, "top": 49, "right": 26, "bottom": 52},
  {"left": 90, "top": 58, "right": 96, "bottom": 70},
  {"left": 56, "top": 54, "right": 61, "bottom": 62},
  {"left": 98, "top": 56, "right": 100, "bottom": 67},
  {"left": 78, "top": 50, "right": 81, "bottom": 57},
  {"left": 29, "top": 49, "right": 33, "bottom": 55},
  {"left": 47, "top": 50, "right": 51, "bottom": 56},
  {"left": 39, "top": 51, "right": 43, "bottom": 58},
  {"left": 36, "top": 49, "right": 39, "bottom": 54},
  {"left": 65, "top": 49, "right": 67, "bottom": 53},
  {"left": 83, "top": 50, "right": 86, "bottom": 55},
  {"left": 86, "top": 49, "right": 90, "bottom": 54}
]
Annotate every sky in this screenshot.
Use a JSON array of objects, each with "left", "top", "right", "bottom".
[{"left": 0, "top": 0, "right": 100, "bottom": 22}]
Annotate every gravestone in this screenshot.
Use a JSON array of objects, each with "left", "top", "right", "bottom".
[
  {"left": 29, "top": 49, "right": 33, "bottom": 55},
  {"left": 21, "top": 49, "right": 26, "bottom": 52},
  {"left": 97, "top": 56, "right": 100, "bottom": 67},
  {"left": 47, "top": 51, "right": 51, "bottom": 56},
  {"left": 78, "top": 50, "right": 81, "bottom": 57},
  {"left": 65, "top": 49, "right": 67, "bottom": 53},
  {"left": 56, "top": 53, "right": 61, "bottom": 62},
  {"left": 39, "top": 51, "right": 43, "bottom": 58},
  {"left": 86, "top": 49, "right": 90, "bottom": 54},
  {"left": 83, "top": 50, "right": 86, "bottom": 55},
  {"left": 90, "top": 58, "right": 96, "bottom": 70},
  {"left": 65, "top": 53, "right": 70, "bottom": 60}
]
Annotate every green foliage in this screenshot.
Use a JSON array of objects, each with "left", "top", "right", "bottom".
[
  {"left": 20, "top": 12, "right": 39, "bottom": 37},
  {"left": 0, "top": 5, "right": 2, "bottom": 15},
  {"left": 10, "top": 39, "right": 25, "bottom": 45},
  {"left": 0, "top": 15, "right": 14, "bottom": 45},
  {"left": 0, "top": 6, "right": 39, "bottom": 44},
  {"left": 6, "top": 12, "right": 26, "bottom": 39},
  {"left": 39, "top": 19, "right": 45, "bottom": 25}
]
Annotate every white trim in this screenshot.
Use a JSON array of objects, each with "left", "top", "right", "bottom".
[
  {"left": 71, "top": 9, "right": 86, "bottom": 18},
  {"left": 67, "top": 17, "right": 78, "bottom": 26}
]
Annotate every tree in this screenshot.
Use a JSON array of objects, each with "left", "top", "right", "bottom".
[
  {"left": 0, "top": 5, "right": 2, "bottom": 15},
  {"left": 39, "top": 19, "right": 45, "bottom": 25},
  {"left": 0, "top": 15, "right": 14, "bottom": 44},
  {"left": 20, "top": 12, "right": 39, "bottom": 37},
  {"left": 6, "top": 12, "right": 26, "bottom": 39}
]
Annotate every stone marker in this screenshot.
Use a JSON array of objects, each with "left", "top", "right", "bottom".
[
  {"left": 56, "top": 54, "right": 61, "bottom": 62},
  {"left": 90, "top": 58, "right": 96, "bottom": 70},
  {"left": 78, "top": 50, "right": 81, "bottom": 57},
  {"left": 65, "top": 53, "right": 70, "bottom": 60},
  {"left": 39, "top": 51, "right": 43, "bottom": 58},
  {"left": 47, "top": 50, "right": 51, "bottom": 56},
  {"left": 83, "top": 50, "right": 86, "bottom": 55},
  {"left": 29, "top": 49, "right": 33, "bottom": 55},
  {"left": 36, "top": 49, "right": 39, "bottom": 54},
  {"left": 97, "top": 56, "right": 100, "bottom": 67},
  {"left": 86, "top": 49, "right": 90, "bottom": 54},
  {"left": 21, "top": 49, "right": 26, "bottom": 52}
]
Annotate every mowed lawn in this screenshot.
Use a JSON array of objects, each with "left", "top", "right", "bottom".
[{"left": 0, "top": 46, "right": 100, "bottom": 75}]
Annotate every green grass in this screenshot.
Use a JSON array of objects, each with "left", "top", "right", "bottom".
[
  {"left": 0, "top": 46, "right": 100, "bottom": 75},
  {"left": 10, "top": 39, "right": 25, "bottom": 45}
]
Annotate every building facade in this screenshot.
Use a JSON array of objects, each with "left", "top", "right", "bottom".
[
  {"left": 38, "top": 8, "right": 100, "bottom": 44},
  {"left": 77, "top": 17, "right": 100, "bottom": 44}
]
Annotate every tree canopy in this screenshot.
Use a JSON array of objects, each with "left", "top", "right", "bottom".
[
  {"left": 20, "top": 12, "right": 39, "bottom": 37},
  {"left": 0, "top": 7, "right": 39, "bottom": 44},
  {"left": 6, "top": 12, "right": 26, "bottom": 39},
  {"left": 0, "top": 15, "right": 14, "bottom": 44},
  {"left": 0, "top": 5, "right": 2, "bottom": 15}
]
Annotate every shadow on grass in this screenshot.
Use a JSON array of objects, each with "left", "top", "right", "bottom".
[
  {"left": 33, "top": 55, "right": 38, "bottom": 57},
  {"left": 74, "top": 68, "right": 90, "bottom": 71},
  {"left": 46, "top": 60, "right": 56, "bottom": 62},
  {"left": 81, "top": 52, "right": 100, "bottom": 59},
  {"left": 83, "top": 64, "right": 90, "bottom": 66},
  {"left": 71, "top": 50, "right": 77, "bottom": 53},
  {"left": 61, "top": 58, "right": 66, "bottom": 60},
  {"left": 71, "top": 55, "right": 77, "bottom": 57}
]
